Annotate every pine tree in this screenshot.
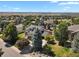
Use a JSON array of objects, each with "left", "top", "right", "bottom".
[{"left": 32, "top": 28, "right": 42, "bottom": 52}]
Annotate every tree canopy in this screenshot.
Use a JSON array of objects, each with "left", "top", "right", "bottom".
[
  {"left": 3, "top": 23, "right": 18, "bottom": 45},
  {"left": 32, "top": 28, "right": 42, "bottom": 52}
]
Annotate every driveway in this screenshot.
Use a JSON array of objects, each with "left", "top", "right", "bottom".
[
  {"left": 0, "top": 39, "right": 23, "bottom": 57},
  {"left": 0, "top": 38, "right": 47, "bottom": 57}
]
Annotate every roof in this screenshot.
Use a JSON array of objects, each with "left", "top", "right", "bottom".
[
  {"left": 16, "top": 24, "right": 24, "bottom": 33},
  {"left": 16, "top": 24, "right": 23, "bottom": 28},
  {"left": 25, "top": 25, "right": 44, "bottom": 36},
  {"left": 26, "top": 25, "right": 44, "bottom": 31},
  {"left": 25, "top": 24, "right": 53, "bottom": 37},
  {"left": 68, "top": 25, "right": 79, "bottom": 33},
  {"left": 44, "top": 20, "right": 54, "bottom": 24}
]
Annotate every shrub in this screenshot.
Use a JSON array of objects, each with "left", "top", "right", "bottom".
[
  {"left": 0, "top": 34, "right": 3, "bottom": 39},
  {"left": 44, "top": 35, "right": 55, "bottom": 44},
  {"left": 43, "top": 44, "right": 55, "bottom": 56},
  {"left": 17, "top": 33, "right": 25, "bottom": 40},
  {"left": 15, "top": 39, "right": 30, "bottom": 50}
]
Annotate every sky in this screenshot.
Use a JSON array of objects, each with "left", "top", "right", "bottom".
[{"left": 0, "top": 1, "right": 79, "bottom": 12}]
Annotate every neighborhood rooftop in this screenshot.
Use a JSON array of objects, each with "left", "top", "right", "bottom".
[{"left": 68, "top": 25, "right": 79, "bottom": 33}]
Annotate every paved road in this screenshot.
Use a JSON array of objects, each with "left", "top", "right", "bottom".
[{"left": 0, "top": 39, "right": 24, "bottom": 57}]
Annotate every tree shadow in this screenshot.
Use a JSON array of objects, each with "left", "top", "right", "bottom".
[
  {"left": 4, "top": 39, "right": 17, "bottom": 47},
  {"left": 20, "top": 45, "right": 33, "bottom": 54},
  {"left": 4, "top": 41, "right": 15, "bottom": 48},
  {"left": 5, "top": 43, "right": 12, "bottom": 47},
  {"left": 41, "top": 47, "right": 56, "bottom": 57},
  {"left": 64, "top": 42, "right": 71, "bottom": 48},
  {"left": 47, "top": 40, "right": 56, "bottom": 45},
  {"left": 20, "top": 45, "right": 56, "bottom": 57},
  {"left": 0, "top": 48, "right": 4, "bottom": 57},
  {"left": 41, "top": 50, "right": 56, "bottom": 57}
]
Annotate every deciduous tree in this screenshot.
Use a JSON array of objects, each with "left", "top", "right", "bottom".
[{"left": 3, "top": 23, "right": 18, "bottom": 45}]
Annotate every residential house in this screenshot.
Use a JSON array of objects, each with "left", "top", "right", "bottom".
[
  {"left": 16, "top": 24, "right": 24, "bottom": 33},
  {"left": 25, "top": 25, "right": 44, "bottom": 39},
  {"left": 68, "top": 25, "right": 79, "bottom": 41}
]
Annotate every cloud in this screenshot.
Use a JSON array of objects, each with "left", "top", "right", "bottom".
[
  {"left": 65, "top": 6, "right": 70, "bottom": 9},
  {"left": 63, "top": 6, "right": 71, "bottom": 11},
  {"left": 50, "top": 1, "right": 58, "bottom": 3},
  {"left": 59, "top": 1, "right": 79, "bottom": 5}
]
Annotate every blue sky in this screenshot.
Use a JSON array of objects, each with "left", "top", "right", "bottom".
[{"left": 0, "top": 1, "right": 79, "bottom": 12}]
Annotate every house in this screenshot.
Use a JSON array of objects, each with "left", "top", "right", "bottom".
[
  {"left": 25, "top": 25, "right": 44, "bottom": 39},
  {"left": 25, "top": 24, "right": 53, "bottom": 40},
  {"left": 44, "top": 19, "right": 54, "bottom": 30},
  {"left": 16, "top": 24, "right": 24, "bottom": 33},
  {"left": 68, "top": 25, "right": 79, "bottom": 41}
]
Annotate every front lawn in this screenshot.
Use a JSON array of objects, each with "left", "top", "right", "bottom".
[
  {"left": 0, "top": 34, "right": 3, "bottom": 39},
  {"left": 17, "top": 32, "right": 25, "bottom": 40},
  {"left": 49, "top": 44, "right": 79, "bottom": 57},
  {"left": 51, "top": 44, "right": 71, "bottom": 57}
]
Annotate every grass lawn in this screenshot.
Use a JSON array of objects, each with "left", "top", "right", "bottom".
[
  {"left": 51, "top": 44, "right": 71, "bottom": 57},
  {"left": 0, "top": 34, "right": 3, "bottom": 39},
  {"left": 18, "top": 32, "right": 25, "bottom": 40},
  {"left": 49, "top": 44, "right": 79, "bottom": 57}
]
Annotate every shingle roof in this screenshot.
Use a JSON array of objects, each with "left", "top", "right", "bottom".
[
  {"left": 68, "top": 25, "right": 79, "bottom": 33},
  {"left": 44, "top": 20, "right": 54, "bottom": 24},
  {"left": 25, "top": 25, "right": 45, "bottom": 36}
]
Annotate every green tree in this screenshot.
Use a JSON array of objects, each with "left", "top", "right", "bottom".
[
  {"left": 43, "top": 45, "right": 55, "bottom": 56},
  {"left": 0, "top": 20, "right": 9, "bottom": 32},
  {"left": 72, "top": 17, "right": 79, "bottom": 24},
  {"left": 32, "top": 28, "right": 42, "bottom": 52},
  {"left": 58, "top": 21, "right": 68, "bottom": 46},
  {"left": 54, "top": 27, "right": 60, "bottom": 41},
  {"left": 3, "top": 23, "right": 18, "bottom": 45},
  {"left": 44, "top": 35, "right": 54, "bottom": 44},
  {"left": 23, "top": 19, "right": 32, "bottom": 27}
]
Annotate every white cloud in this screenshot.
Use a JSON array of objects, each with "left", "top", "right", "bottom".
[
  {"left": 63, "top": 6, "right": 71, "bottom": 11},
  {"left": 65, "top": 6, "right": 71, "bottom": 9},
  {"left": 59, "top": 1, "right": 79, "bottom": 5},
  {"left": 63, "top": 8, "right": 67, "bottom": 11},
  {"left": 50, "top": 1, "right": 58, "bottom": 3}
]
